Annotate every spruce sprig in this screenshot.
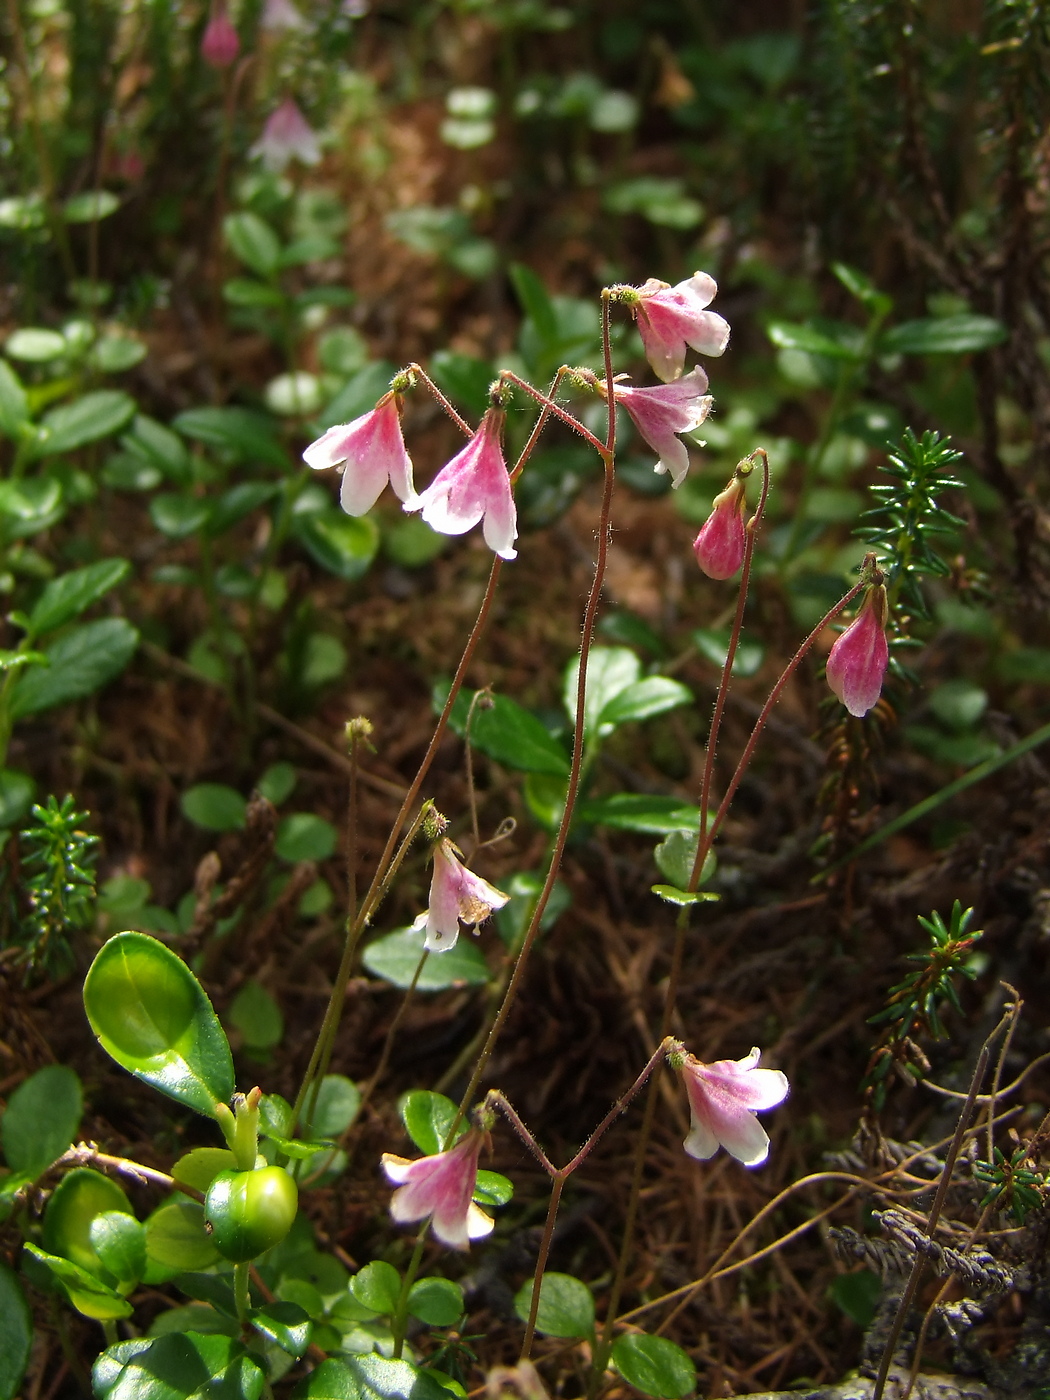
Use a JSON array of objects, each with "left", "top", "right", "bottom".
[{"left": 10, "top": 796, "right": 99, "bottom": 979}]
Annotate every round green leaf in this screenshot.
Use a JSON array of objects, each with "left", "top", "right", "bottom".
[
  {"left": 150, "top": 493, "right": 211, "bottom": 540},
  {"left": 250, "top": 1300, "right": 313, "bottom": 1357},
  {"left": 145, "top": 1199, "right": 220, "bottom": 1272},
  {"left": 91, "top": 335, "right": 147, "bottom": 373},
  {"left": 513, "top": 1272, "right": 595, "bottom": 1339},
  {"left": 275, "top": 813, "right": 337, "bottom": 862},
  {"left": 63, "top": 191, "right": 120, "bottom": 223},
  {"left": 293, "top": 508, "right": 379, "bottom": 581},
  {"left": 90, "top": 1210, "right": 147, "bottom": 1285},
  {"left": 257, "top": 762, "right": 296, "bottom": 805},
  {"left": 5, "top": 328, "right": 67, "bottom": 363},
  {"left": 473, "top": 1170, "right": 513, "bottom": 1208},
  {"left": 95, "top": 1331, "right": 264, "bottom": 1400},
  {"left": 83, "top": 931, "right": 235, "bottom": 1118},
  {"left": 172, "top": 1147, "right": 238, "bottom": 1193},
  {"left": 37, "top": 390, "right": 136, "bottom": 455},
  {"left": 1, "top": 1063, "right": 82, "bottom": 1177},
  {"left": 0, "top": 1262, "right": 32, "bottom": 1400},
  {"left": 363, "top": 925, "right": 490, "bottom": 991},
  {"left": 928, "top": 679, "right": 988, "bottom": 731},
  {"left": 227, "top": 980, "right": 284, "bottom": 1049},
  {"left": 407, "top": 1276, "right": 463, "bottom": 1325},
  {"left": 266, "top": 372, "right": 322, "bottom": 416},
  {"left": 42, "top": 1168, "right": 133, "bottom": 1276},
  {"left": 224, "top": 211, "right": 282, "bottom": 277},
  {"left": 611, "top": 1334, "right": 696, "bottom": 1398},
  {"left": 290, "top": 1359, "right": 358, "bottom": 1400},
  {"left": 181, "top": 784, "right": 247, "bottom": 832},
  {"left": 351, "top": 1260, "right": 401, "bottom": 1316},
  {"left": 303, "top": 1074, "right": 361, "bottom": 1138},
  {"left": 398, "top": 1090, "right": 465, "bottom": 1155}
]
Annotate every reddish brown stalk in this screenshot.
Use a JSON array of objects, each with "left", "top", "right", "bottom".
[
  {"left": 405, "top": 362, "right": 473, "bottom": 436},
  {"left": 499, "top": 369, "right": 609, "bottom": 457}
]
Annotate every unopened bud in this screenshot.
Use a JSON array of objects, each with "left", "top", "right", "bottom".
[{"left": 693, "top": 478, "right": 747, "bottom": 579}]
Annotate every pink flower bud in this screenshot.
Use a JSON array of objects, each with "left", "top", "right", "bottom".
[
  {"left": 678, "top": 1047, "right": 788, "bottom": 1166},
  {"left": 414, "top": 410, "right": 518, "bottom": 560},
  {"left": 630, "top": 271, "right": 730, "bottom": 383},
  {"left": 303, "top": 391, "right": 419, "bottom": 515},
  {"left": 825, "top": 583, "right": 889, "bottom": 718},
  {"left": 201, "top": 3, "right": 239, "bottom": 67},
  {"left": 692, "top": 478, "right": 747, "bottom": 579},
  {"left": 382, "top": 1130, "right": 494, "bottom": 1250}
]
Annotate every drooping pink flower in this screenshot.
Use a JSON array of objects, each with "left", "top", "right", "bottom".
[
  {"left": 382, "top": 1130, "right": 493, "bottom": 1250},
  {"left": 693, "top": 478, "right": 747, "bottom": 579},
  {"left": 261, "top": 0, "right": 307, "bottom": 31},
  {"left": 826, "top": 583, "right": 890, "bottom": 718},
  {"left": 414, "top": 410, "right": 517, "bottom": 560},
  {"left": 201, "top": 1, "right": 240, "bottom": 67},
  {"left": 412, "top": 838, "right": 509, "bottom": 953},
  {"left": 629, "top": 272, "right": 730, "bottom": 383},
  {"left": 601, "top": 369, "right": 713, "bottom": 489},
  {"left": 250, "top": 98, "right": 321, "bottom": 172},
  {"left": 678, "top": 1047, "right": 789, "bottom": 1167},
  {"left": 303, "top": 392, "right": 419, "bottom": 515}
]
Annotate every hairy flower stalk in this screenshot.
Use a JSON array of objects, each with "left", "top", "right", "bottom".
[
  {"left": 412, "top": 838, "right": 509, "bottom": 953},
  {"left": 595, "top": 369, "right": 712, "bottom": 488},
  {"left": 613, "top": 271, "right": 730, "bottom": 383},
  {"left": 382, "top": 1129, "right": 493, "bottom": 1250},
  {"left": 303, "top": 391, "right": 419, "bottom": 514},
  {"left": 826, "top": 575, "right": 889, "bottom": 718},
  {"left": 414, "top": 408, "right": 518, "bottom": 559}
]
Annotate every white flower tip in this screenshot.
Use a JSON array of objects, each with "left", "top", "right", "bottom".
[{"left": 381, "top": 1153, "right": 412, "bottom": 1184}]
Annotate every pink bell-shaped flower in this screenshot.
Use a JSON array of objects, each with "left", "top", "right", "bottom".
[
  {"left": 261, "top": 0, "right": 307, "bottom": 30},
  {"left": 693, "top": 477, "right": 747, "bottom": 579},
  {"left": 303, "top": 392, "right": 419, "bottom": 515},
  {"left": 250, "top": 98, "right": 321, "bottom": 172},
  {"left": 382, "top": 1130, "right": 494, "bottom": 1250},
  {"left": 201, "top": 1, "right": 239, "bottom": 67},
  {"left": 678, "top": 1047, "right": 789, "bottom": 1167},
  {"left": 602, "top": 369, "right": 713, "bottom": 489},
  {"left": 826, "top": 583, "right": 890, "bottom": 718},
  {"left": 412, "top": 839, "right": 509, "bottom": 953},
  {"left": 630, "top": 272, "right": 730, "bottom": 383},
  {"left": 415, "top": 410, "right": 518, "bottom": 560}
]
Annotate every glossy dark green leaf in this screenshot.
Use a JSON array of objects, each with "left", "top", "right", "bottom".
[
  {"left": 23, "top": 1243, "right": 132, "bottom": 1320},
  {"left": 473, "top": 1170, "right": 513, "bottom": 1207},
  {"left": 250, "top": 1301, "right": 312, "bottom": 1357},
  {"left": 563, "top": 647, "right": 640, "bottom": 742},
  {"left": 880, "top": 314, "right": 1007, "bottom": 355},
  {"left": 171, "top": 1273, "right": 239, "bottom": 1317},
  {"left": 398, "top": 1091, "right": 466, "bottom": 1155},
  {"left": 575, "top": 794, "right": 701, "bottom": 835},
  {"left": 767, "top": 319, "right": 864, "bottom": 360},
  {"left": 90, "top": 1210, "right": 147, "bottom": 1284},
  {"left": 598, "top": 676, "right": 692, "bottom": 728},
  {"left": 0, "top": 477, "right": 65, "bottom": 539},
  {"left": 291, "top": 1359, "right": 360, "bottom": 1400},
  {"left": 93, "top": 1331, "right": 264, "bottom": 1400},
  {"left": 145, "top": 1201, "right": 220, "bottom": 1272},
  {"left": 0, "top": 1262, "right": 32, "bottom": 1400},
  {"left": 438, "top": 684, "right": 570, "bottom": 777},
  {"left": 363, "top": 925, "right": 490, "bottom": 991},
  {"left": 206, "top": 482, "right": 280, "bottom": 537},
  {"left": 302, "top": 1075, "right": 361, "bottom": 1138},
  {"left": 26, "top": 558, "right": 130, "bottom": 639},
  {"left": 92, "top": 1341, "right": 153, "bottom": 1398},
  {"left": 275, "top": 814, "right": 337, "bottom": 862},
  {"left": 513, "top": 1272, "right": 594, "bottom": 1338},
  {"left": 173, "top": 407, "right": 289, "bottom": 470},
  {"left": 611, "top": 1333, "right": 696, "bottom": 1398},
  {"left": 181, "top": 785, "right": 247, "bottom": 833},
  {"left": 350, "top": 1261, "right": 401, "bottom": 1316},
  {"left": 292, "top": 508, "right": 379, "bottom": 581},
  {"left": 224, "top": 212, "right": 282, "bottom": 277},
  {"left": 84, "top": 931, "right": 235, "bottom": 1118},
  {"left": 122, "top": 416, "right": 193, "bottom": 484},
  {"left": 36, "top": 390, "right": 135, "bottom": 456},
  {"left": 343, "top": 1355, "right": 448, "bottom": 1400},
  {"left": 9, "top": 617, "right": 139, "bottom": 718},
  {"left": 407, "top": 1276, "right": 463, "bottom": 1325},
  {"left": 42, "top": 1168, "right": 133, "bottom": 1276},
  {"left": 1, "top": 1063, "right": 82, "bottom": 1177}
]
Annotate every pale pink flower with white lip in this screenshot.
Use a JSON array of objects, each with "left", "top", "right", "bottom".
[
  {"left": 678, "top": 1047, "right": 789, "bottom": 1167},
  {"left": 201, "top": 1, "right": 239, "bottom": 67},
  {"left": 303, "top": 392, "right": 419, "bottom": 515},
  {"left": 415, "top": 410, "right": 517, "bottom": 560},
  {"left": 601, "top": 368, "right": 713, "bottom": 489},
  {"left": 412, "top": 838, "right": 509, "bottom": 953},
  {"left": 382, "top": 1130, "right": 493, "bottom": 1250},
  {"left": 630, "top": 272, "right": 730, "bottom": 383},
  {"left": 826, "top": 583, "right": 889, "bottom": 718},
  {"left": 250, "top": 98, "right": 321, "bottom": 171},
  {"left": 693, "top": 477, "right": 747, "bottom": 579}
]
